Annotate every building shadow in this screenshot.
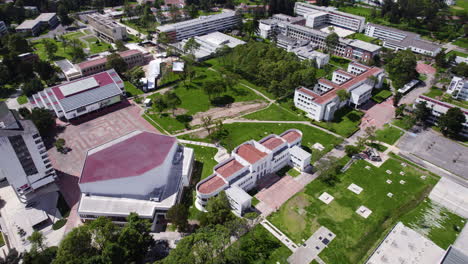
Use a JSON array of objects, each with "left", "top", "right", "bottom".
[
  {"left": 55, "top": 169, "right": 80, "bottom": 207},
  {"left": 67, "top": 100, "right": 132, "bottom": 126}
]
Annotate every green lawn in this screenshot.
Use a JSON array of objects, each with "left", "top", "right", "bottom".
[
  {"left": 88, "top": 40, "right": 112, "bottom": 54},
  {"left": 244, "top": 103, "right": 307, "bottom": 121},
  {"left": 375, "top": 125, "right": 404, "bottom": 145},
  {"left": 124, "top": 81, "right": 143, "bottom": 97},
  {"left": 400, "top": 199, "right": 465, "bottom": 249},
  {"left": 83, "top": 36, "right": 98, "bottom": 43},
  {"left": 372, "top": 89, "right": 393, "bottom": 103},
  {"left": 330, "top": 56, "right": 351, "bottom": 69},
  {"left": 453, "top": 38, "right": 468, "bottom": 49},
  {"left": 366, "top": 142, "right": 388, "bottom": 152},
  {"left": 32, "top": 39, "right": 80, "bottom": 61},
  {"left": 447, "top": 50, "right": 468, "bottom": 58},
  {"left": 63, "top": 31, "right": 85, "bottom": 39},
  {"left": 252, "top": 196, "right": 260, "bottom": 206},
  {"left": 312, "top": 107, "right": 364, "bottom": 137},
  {"left": 184, "top": 144, "right": 218, "bottom": 181},
  {"left": 268, "top": 158, "right": 439, "bottom": 264},
  {"left": 287, "top": 167, "right": 301, "bottom": 177},
  {"left": 392, "top": 116, "right": 415, "bottom": 130},
  {"left": 0, "top": 232, "right": 4, "bottom": 247},
  {"left": 424, "top": 87, "right": 444, "bottom": 98},
  {"left": 180, "top": 122, "right": 342, "bottom": 163},
  {"left": 225, "top": 225, "right": 291, "bottom": 264},
  {"left": 338, "top": 5, "right": 373, "bottom": 17},
  {"left": 348, "top": 33, "right": 377, "bottom": 43},
  {"left": 17, "top": 95, "right": 28, "bottom": 105}
]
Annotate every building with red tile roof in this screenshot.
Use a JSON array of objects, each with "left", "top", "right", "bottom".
[
  {"left": 78, "top": 49, "right": 148, "bottom": 77},
  {"left": 195, "top": 129, "right": 310, "bottom": 216},
  {"left": 294, "top": 61, "right": 384, "bottom": 121},
  {"left": 77, "top": 130, "right": 194, "bottom": 228}
]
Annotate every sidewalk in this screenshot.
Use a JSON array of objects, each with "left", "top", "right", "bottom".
[{"left": 260, "top": 219, "right": 298, "bottom": 252}]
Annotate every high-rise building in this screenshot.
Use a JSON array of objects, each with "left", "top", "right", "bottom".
[
  {"left": 0, "top": 103, "right": 56, "bottom": 201},
  {"left": 87, "top": 13, "right": 127, "bottom": 42},
  {"left": 447, "top": 76, "right": 468, "bottom": 101}
]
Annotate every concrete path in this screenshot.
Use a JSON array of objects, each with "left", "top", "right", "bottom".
[
  {"left": 287, "top": 226, "right": 336, "bottom": 264},
  {"left": 260, "top": 219, "right": 298, "bottom": 252},
  {"left": 178, "top": 139, "right": 217, "bottom": 148}
]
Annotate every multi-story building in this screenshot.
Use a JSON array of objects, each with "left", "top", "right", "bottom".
[
  {"left": 259, "top": 14, "right": 381, "bottom": 63},
  {"left": 77, "top": 49, "right": 149, "bottom": 76},
  {"left": 30, "top": 69, "right": 125, "bottom": 120},
  {"left": 0, "top": 102, "right": 56, "bottom": 201},
  {"left": 447, "top": 76, "right": 468, "bottom": 101},
  {"left": 0, "top": 21, "right": 7, "bottom": 36},
  {"left": 365, "top": 23, "right": 441, "bottom": 56},
  {"left": 172, "top": 31, "right": 246, "bottom": 61},
  {"left": 87, "top": 13, "right": 127, "bottom": 42},
  {"left": 415, "top": 95, "right": 468, "bottom": 137},
  {"left": 294, "top": 62, "right": 384, "bottom": 121},
  {"left": 277, "top": 34, "right": 329, "bottom": 68},
  {"left": 294, "top": 2, "right": 366, "bottom": 32},
  {"left": 195, "top": 129, "right": 311, "bottom": 215},
  {"left": 157, "top": 11, "right": 241, "bottom": 43},
  {"left": 78, "top": 130, "right": 193, "bottom": 227},
  {"left": 16, "top": 13, "right": 59, "bottom": 36}
]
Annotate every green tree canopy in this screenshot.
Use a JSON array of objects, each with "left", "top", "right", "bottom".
[
  {"left": 200, "top": 191, "right": 235, "bottom": 227},
  {"left": 106, "top": 53, "right": 127, "bottom": 74},
  {"left": 325, "top": 32, "right": 339, "bottom": 53},
  {"left": 414, "top": 101, "right": 431, "bottom": 124},
  {"left": 438, "top": 107, "right": 466, "bottom": 138},
  {"left": 385, "top": 50, "right": 417, "bottom": 88},
  {"left": 166, "top": 204, "right": 189, "bottom": 231}
]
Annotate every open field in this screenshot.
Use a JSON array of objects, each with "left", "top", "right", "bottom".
[
  {"left": 400, "top": 199, "right": 465, "bottom": 249},
  {"left": 268, "top": 158, "right": 439, "bottom": 264},
  {"left": 453, "top": 38, "right": 468, "bottom": 49},
  {"left": 180, "top": 122, "right": 342, "bottom": 162},
  {"left": 124, "top": 81, "right": 143, "bottom": 97},
  {"left": 244, "top": 103, "right": 307, "bottom": 121},
  {"left": 184, "top": 144, "right": 218, "bottom": 180},
  {"left": 376, "top": 124, "right": 404, "bottom": 145},
  {"left": 312, "top": 107, "right": 364, "bottom": 137},
  {"left": 372, "top": 89, "right": 392, "bottom": 103}
]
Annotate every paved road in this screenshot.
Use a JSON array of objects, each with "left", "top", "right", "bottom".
[{"left": 399, "top": 69, "right": 435, "bottom": 106}]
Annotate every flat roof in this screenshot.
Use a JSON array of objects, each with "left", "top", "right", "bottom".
[
  {"left": 226, "top": 186, "right": 251, "bottom": 204},
  {"left": 281, "top": 130, "right": 302, "bottom": 143},
  {"left": 158, "top": 11, "right": 237, "bottom": 32},
  {"left": 236, "top": 144, "right": 267, "bottom": 164},
  {"left": 198, "top": 175, "right": 227, "bottom": 195},
  {"left": 290, "top": 145, "right": 311, "bottom": 160},
  {"left": 215, "top": 159, "right": 246, "bottom": 178},
  {"left": 16, "top": 19, "right": 39, "bottom": 29},
  {"left": 261, "top": 136, "right": 285, "bottom": 150},
  {"left": 80, "top": 131, "right": 176, "bottom": 184}
]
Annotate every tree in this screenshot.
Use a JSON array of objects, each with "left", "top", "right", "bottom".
[
  {"left": 152, "top": 95, "right": 167, "bottom": 114},
  {"left": 345, "top": 145, "right": 360, "bottom": 157},
  {"left": 164, "top": 91, "right": 181, "bottom": 115},
  {"left": 28, "top": 231, "right": 46, "bottom": 252},
  {"left": 414, "top": 101, "right": 431, "bottom": 125},
  {"left": 106, "top": 53, "right": 127, "bottom": 74},
  {"left": 364, "top": 125, "right": 377, "bottom": 143},
  {"left": 325, "top": 32, "right": 339, "bottom": 53},
  {"left": 393, "top": 92, "right": 402, "bottom": 107},
  {"left": 115, "top": 40, "right": 128, "bottom": 52},
  {"left": 183, "top": 37, "right": 201, "bottom": 56},
  {"left": 22, "top": 78, "right": 44, "bottom": 97},
  {"left": 166, "top": 204, "right": 189, "bottom": 231},
  {"left": 201, "top": 115, "right": 213, "bottom": 136},
  {"left": 57, "top": 4, "right": 71, "bottom": 25},
  {"left": 54, "top": 138, "right": 66, "bottom": 152},
  {"left": 336, "top": 89, "right": 350, "bottom": 102},
  {"left": 395, "top": 104, "right": 406, "bottom": 118},
  {"left": 126, "top": 66, "right": 145, "bottom": 87},
  {"left": 118, "top": 213, "right": 154, "bottom": 263},
  {"left": 316, "top": 156, "right": 341, "bottom": 186},
  {"left": 203, "top": 78, "right": 226, "bottom": 100},
  {"left": 69, "top": 46, "right": 86, "bottom": 63},
  {"left": 435, "top": 49, "right": 447, "bottom": 68},
  {"left": 34, "top": 60, "right": 57, "bottom": 83},
  {"left": 438, "top": 107, "right": 466, "bottom": 138},
  {"left": 7, "top": 34, "right": 31, "bottom": 53},
  {"left": 28, "top": 108, "right": 55, "bottom": 137},
  {"left": 158, "top": 32, "right": 170, "bottom": 45},
  {"left": 200, "top": 191, "right": 234, "bottom": 227},
  {"left": 385, "top": 50, "right": 417, "bottom": 88},
  {"left": 451, "top": 62, "right": 468, "bottom": 77},
  {"left": 42, "top": 39, "right": 58, "bottom": 60}
]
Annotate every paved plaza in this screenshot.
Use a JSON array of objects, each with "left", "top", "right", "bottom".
[
  {"left": 48, "top": 101, "right": 159, "bottom": 231},
  {"left": 255, "top": 175, "right": 303, "bottom": 215},
  {"left": 360, "top": 99, "right": 395, "bottom": 130},
  {"left": 397, "top": 129, "right": 468, "bottom": 179},
  {"left": 288, "top": 226, "right": 336, "bottom": 264}
]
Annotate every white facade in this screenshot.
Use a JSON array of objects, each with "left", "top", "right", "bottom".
[
  {"left": 294, "top": 62, "right": 384, "bottom": 121},
  {"left": 87, "top": 13, "right": 127, "bottom": 42},
  {"left": 195, "top": 129, "right": 311, "bottom": 216},
  {"left": 447, "top": 76, "right": 468, "bottom": 101},
  {"left": 157, "top": 11, "right": 241, "bottom": 42},
  {"left": 0, "top": 103, "right": 56, "bottom": 201},
  {"left": 365, "top": 23, "right": 441, "bottom": 57},
  {"left": 294, "top": 2, "right": 366, "bottom": 32}
]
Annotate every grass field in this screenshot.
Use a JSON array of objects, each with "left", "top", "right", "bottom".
[
  {"left": 372, "top": 89, "right": 393, "bottom": 103},
  {"left": 348, "top": 33, "right": 377, "bottom": 43},
  {"left": 392, "top": 116, "right": 415, "bottom": 130},
  {"left": 180, "top": 122, "right": 342, "bottom": 163},
  {"left": 375, "top": 125, "right": 404, "bottom": 145},
  {"left": 124, "top": 81, "right": 143, "bottom": 97},
  {"left": 184, "top": 144, "right": 218, "bottom": 180},
  {"left": 88, "top": 40, "right": 112, "bottom": 54},
  {"left": 453, "top": 38, "right": 468, "bottom": 49},
  {"left": 330, "top": 56, "right": 351, "bottom": 69},
  {"left": 312, "top": 107, "right": 364, "bottom": 137},
  {"left": 244, "top": 103, "right": 307, "bottom": 121},
  {"left": 268, "top": 158, "right": 439, "bottom": 264},
  {"left": 17, "top": 95, "right": 28, "bottom": 105},
  {"left": 32, "top": 39, "right": 80, "bottom": 61},
  {"left": 447, "top": 50, "right": 468, "bottom": 58},
  {"left": 400, "top": 199, "right": 465, "bottom": 249}
]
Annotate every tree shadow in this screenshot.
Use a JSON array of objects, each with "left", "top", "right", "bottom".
[
  {"left": 230, "top": 86, "right": 248, "bottom": 96},
  {"left": 211, "top": 95, "right": 235, "bottom": 107}
]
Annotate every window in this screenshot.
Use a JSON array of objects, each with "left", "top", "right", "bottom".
[{"left": 76, "top": 106, "right": 87, "bottom": 113}]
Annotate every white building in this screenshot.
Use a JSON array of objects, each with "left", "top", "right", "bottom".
[
  {"left": 294, "top": 2, "right": 366, "bottom": 32},
  {"left": 276, "top": 35, "right": 329, "bottom": 68},
  {"left": 78, "top": 130, "right": 194, "bottom": 227},
  {"left": 447, "top": 76, "right": 468, "bottom": 101},
  {"left": 0, "top": 103, "right": 56, "bottom": 201},
  {"left": 55, "top": 59, "right": 82, "bottom": 81},
  {"left": 195, "top": 129, "right": 311, "bottom": 216},
  {"left": 30, "top": 69, "right": 125, "bottom": 120},
  {"left": 157, "top": 11, "right": 241, "bottom": 42},
  {"left": 415, "top": 95, "right": 468, "bottom": 137},
  {"left": 366, "top": 222, "right": 446, "bottom": 264},
  {"left": 365, "top": 23, "right": 441, "bottom": 56},
  {"left": 173, "top": 31, "right": 246, "bottom": 61},
  {"left": 16, "top": 13, "right": 59, "bottom": 36},
  {"left": 294, "top": 62, "right": 384, "bottom": 121},
  {"left": 87, "top": 12, "right": 127, "bottom": 42}
]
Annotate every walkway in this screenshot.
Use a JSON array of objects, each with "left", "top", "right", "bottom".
[{"left": 260, "top": 219, "right": 298, "bottom": 252}]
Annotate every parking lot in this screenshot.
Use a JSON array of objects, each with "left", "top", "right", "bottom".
[
  {"left": 48, "top": 101, "right": 159, "bottom": 230},
  {"left": 397, "top": 129, "right": 468, "bottom": 179}
]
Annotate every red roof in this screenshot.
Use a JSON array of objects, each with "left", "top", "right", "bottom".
[
  {"left": 281, "top": 130, "right": 301, "bottom": 143},
  {"left": 119, "top": 49, "right": 142, "bottom": 57},
  {"left": 215, "top": 159, "right": 245, "bottom": 179},
  {"left": 261, "top": 137, "right": 284, "bottom": 150},
  {"left": 80, "top": 132, "right": 176, "bottom": 184},
  {"left": 78, "top": 57, "right": 107, "bottom": 70},
  {"left": 236, "top": 144, "right": 266, "bottom": 164},
  {"left": 198, "top": 176, "right": 226, "bottom": 195},
  {"left": 51, "top": 71, "right": 115, "bottom": 99}
]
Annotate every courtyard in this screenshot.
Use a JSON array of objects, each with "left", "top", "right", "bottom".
[
  {"left": 267, "top": 158, "right": 441, "bottom": 264},
  {"left": 48, "top": 101, "right": 159, "bottom": 230}
]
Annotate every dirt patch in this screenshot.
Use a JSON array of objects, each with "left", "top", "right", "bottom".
[
  {"left": 452, "top": 6, "right": 463, "bottom": 10},
  {"left": 190, "top": 101, "right": 267, "bottom": 126}
]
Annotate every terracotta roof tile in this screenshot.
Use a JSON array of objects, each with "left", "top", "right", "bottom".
[
  {"left": 281, "top": 130, "right": 301, "bottom": 143},
  {"left": 261, "top": 137, "right": 284, "bottom": 150},
  {"left": 236, "top": 144, "right": 267, "bottom": 164},
  {"left": 215, "top": 159, "right": 245, "bottom": 179},
  {"left": 198, "top": 176, "right": 226, "bottom": 194}
]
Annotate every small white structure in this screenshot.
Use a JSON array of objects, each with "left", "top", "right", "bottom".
[
  {"left": 318, "top": 192, "right": 334, "bottom": 204},
  {"left": 398, "top": 79, "right": 419, "bottom": 94},
  {"left": 347, "top": 183, "right": 363, "bottom": 195},
  {"left": 386, "top": 179, "right": 392, "bottom": 184},
  {"left": 55, "top": 59, "right": 81, "bottom": 81},
  {"left": 313, "top": 143, "right": 325, "bottom": 151},
  {"left": 420, "top": 175, "right": 426, "bottom": 180},
  {"left": 387, "top": 192, "right": 393, "bottom": 198},
  {"left": 447, "top": 76, "right": 468, "bottom": 101},
  {"left": 356, "top": 205, "right": 372, "bottom": 218},
  {"left": 172, "top": 61, "right": 184, "bottom": 72},
  {"left": 399, "top": 171, "right": 405, "bottom": 176},
  {"left": 399, "top": 180, "right": 406, "bottom": 185},
  {"left": 146, "top": 59, "right": 161, "bottom": 91},
  {"left": 366, "top": 222, "right": 445, "bottom": 264},
  {"left": 386, "top": 170, "right": 392, "bottom": 174},
  {"left": 365, "top": 165, "right": 371, "bottom": 170}
]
